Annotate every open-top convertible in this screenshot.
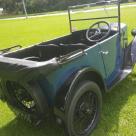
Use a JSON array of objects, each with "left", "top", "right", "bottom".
[{"left": 0, "top": 1, "right": 136, "bottom": 136}]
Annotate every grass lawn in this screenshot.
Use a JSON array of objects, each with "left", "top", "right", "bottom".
[{"left": 0, "top": 4, "right": 136, "bottom": 136}]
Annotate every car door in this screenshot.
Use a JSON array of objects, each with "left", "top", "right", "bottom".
[{"left": 99, "top": 34, "right": 121, "bottom": 85}]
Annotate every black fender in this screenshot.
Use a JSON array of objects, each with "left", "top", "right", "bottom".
[
  {"left": 131, "top": 36, "right": 136, "bottom": 65},
  {"left": 65, "top": 67, "right": 106, "bottom": 104},
  {"left": 54, "top": 67, "right": 106, "bottom": 120},
  {"left": 0, "top": 80, "right": 5, "bottom": 101}
]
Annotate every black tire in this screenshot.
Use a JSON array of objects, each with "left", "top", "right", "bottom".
[
  {"left": 65, "top": 81, "right": 102, "bottom": 136},
  {"left": 1, "top": 80, "right": 48, "bottom": 125}
]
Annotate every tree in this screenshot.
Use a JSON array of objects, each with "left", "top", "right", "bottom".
[
  {"left": 0, "top": 0, "right": 108, "bottom": 14},
  {"left": 0, "top": 0, "right": 23, "bottom": 14},
  {"left": 26, "top": 0, "right": 48, "bottom": 13}
]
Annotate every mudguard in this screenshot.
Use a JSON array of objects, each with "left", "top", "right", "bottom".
[
  {"left": 65, "top": 67, "right": 106, "bottom": 107},
  {"left": 0, "top": 81, "right": 4, "bottom": 100},
  {"left": 131, "top": 37, "right": 136, "bottom": 64}
]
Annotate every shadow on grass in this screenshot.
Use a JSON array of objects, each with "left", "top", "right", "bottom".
[
  {"left": 0, "top": 74, "right": 136, "bottom": 136},
  {"left": 92, "top": 73, "right": 136, "bottom": 136},
  {"left": 0, "top": 117, "right": 64, "bottom": 136}
]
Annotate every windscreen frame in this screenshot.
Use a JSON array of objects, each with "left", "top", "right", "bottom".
[{"left": 68, "top": 0, "right": 121, "bottom": 34}]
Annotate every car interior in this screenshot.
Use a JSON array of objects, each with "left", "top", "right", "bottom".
[{"left": 4, "top": 22, "right": 118, "bottom": 62}]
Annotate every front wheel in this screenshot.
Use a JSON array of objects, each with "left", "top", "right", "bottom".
[{"left": 65, "top": 81, "right": 102, "bottom": 136}]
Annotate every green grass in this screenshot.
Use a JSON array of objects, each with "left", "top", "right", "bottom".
[
  {"left": 0, "top": 15, "right": 69, "bottom": 49},
  {"left": 0, "top": 5, "right": 136, "bottom": 136}
]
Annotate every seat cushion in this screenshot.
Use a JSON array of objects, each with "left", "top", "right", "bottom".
[{"left": 37, "top": 44, "right": 60, "bottom": 61}]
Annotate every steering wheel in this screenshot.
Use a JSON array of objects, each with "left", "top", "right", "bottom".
[{"left": 86, "top": 21, "right": 111, "bottom": 42}]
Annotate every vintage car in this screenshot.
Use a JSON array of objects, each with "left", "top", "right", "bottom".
[{"left": 0, "top": 0, "right": 136, "bottom": 136}]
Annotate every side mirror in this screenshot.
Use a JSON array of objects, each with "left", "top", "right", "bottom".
[{"left": 131, "top": 29, "right": 136, "bottom": 37}]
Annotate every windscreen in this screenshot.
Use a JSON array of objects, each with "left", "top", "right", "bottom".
[{"left": 68, "top": 0, "right": 120, "bottom": 32}]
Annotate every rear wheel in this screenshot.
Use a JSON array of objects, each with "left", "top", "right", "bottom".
[
  {"left": 65, "top": 81, "right": 102, "bottom": 136},
  {"left": 1, "top": 80, "right": 48, "bottom": 125}
]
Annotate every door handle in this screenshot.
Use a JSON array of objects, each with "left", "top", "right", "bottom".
[{"left": 100, "top": 51, "right": 109, "bottom": 55}]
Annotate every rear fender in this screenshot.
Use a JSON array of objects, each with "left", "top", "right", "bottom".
[
  {"left": 65, "top": 68, "right": 106, "bottom": 104},
  {"left": 54, "top": 67, "right": 106, "bottom": 120}
]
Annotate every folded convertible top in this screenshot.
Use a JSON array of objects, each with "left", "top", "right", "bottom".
[{"left": 0, "top": 56, "right": 59, "bottom": 81}]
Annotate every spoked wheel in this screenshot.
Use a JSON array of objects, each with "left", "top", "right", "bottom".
[
  {"left": 8, "top": 82, "right": 37, "bottom": 113},
  {"left": 65, "top": 81, "right": 102, "bottom": 136},
  {"left": 73, "top": 92, "right": 98, "bottom": 135},
  {"left": 1, "top": 80, "right": 48, "bottom": 125}
]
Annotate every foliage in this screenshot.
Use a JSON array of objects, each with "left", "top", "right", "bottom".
[
  {"left": 0, "top": 0, "right": 96, "bottom": 14},
  {"left": 0, "top": 0, "right": 132, "bottom": 14},
  {"left": 0, "top": 0, "right": 22, "bottom": 14}
]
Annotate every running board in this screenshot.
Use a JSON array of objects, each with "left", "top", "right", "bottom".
[
  {"left": 119, "top": 68, "right": 132, "bottom": 81},
  {"left": 109, "top": 68, "right": 132, "bottom": 90}
]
